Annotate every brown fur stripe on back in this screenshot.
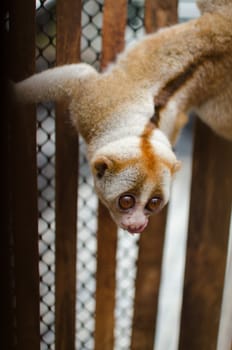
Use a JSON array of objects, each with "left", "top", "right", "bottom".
[{"left": 152, "top": 53, "right": 224, "bottom": 125}]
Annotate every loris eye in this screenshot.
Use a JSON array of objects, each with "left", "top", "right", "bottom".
[
  {"left": 118, "top": 195, "right": 135, "bottom": 210},
  {"left": 146, "top": 197, "right": 162, "bottom": 213}
]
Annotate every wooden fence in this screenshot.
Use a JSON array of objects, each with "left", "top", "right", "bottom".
[{"left": 5, "top": 0, "right": 232, "bottom": 349}]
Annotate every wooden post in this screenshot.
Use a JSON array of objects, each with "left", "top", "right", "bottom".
[
  {"left": 8, "top": 0, "right": 40, "bottom": 349},
  {"left": 131, "top": 1, "right": 178, "bottom": 349},
  {"left": 55, "top": 0, "right": 81, "bottom": 349},
  {"left": 94, "top": 1, "right": 127, "bottom": 349},
  {"left": 179, "top": 120, "right": 232, "bottom": 350},
  {"left": 145, "top": 0, "right": 178, "bottom": 31},
  {"left": 131, "top": 208, "right": 168, "bottom": 350},
  {"left": 2, "top": 2, "right": 12, "bottom": 349}
]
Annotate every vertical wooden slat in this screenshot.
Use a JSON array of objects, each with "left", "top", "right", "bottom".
[
  {"left": 94, "top": 204, "right": 118, "bottom": 350},
  {"left": 145, "top": 0, "right": 178, "bottom": 31},
  {"left": 55, "top": 1, "right": 81, "bottom": 349},
  {"left": 100, "top": 0, "right": 128, "bottom": 70},
  {"left": 94, "top": 1, "right": 127, "bottom": 349},
  {"left": 8, "top": 0, "right": 40, "bottom": 349},
  {"left": 179, "top": 120, "right": 232, "bottom": 350},
  {"left": 131, "top": 1, "right": 178, "bottom": 349},
  {"left": 131, "top": 209, "right": 168, "bottom": 350}
]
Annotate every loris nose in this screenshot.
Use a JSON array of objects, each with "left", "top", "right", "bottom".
[{"left": 127, "top": 220, "right": 148, "bottom": 234}]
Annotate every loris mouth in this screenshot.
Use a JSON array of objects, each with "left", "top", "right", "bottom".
[{"left": 122, "top": 221, "right": 148, "bottom": 234}]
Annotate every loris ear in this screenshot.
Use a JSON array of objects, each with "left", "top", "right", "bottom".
[
  {"left": 172, "top": 160, "right": 182, "bottom": 174},
  {"left": 91, "top": 156, "right": 114, "bottom": 179},
  {"left": 14, "top": 63, "right": 98, "bottom": 104}
]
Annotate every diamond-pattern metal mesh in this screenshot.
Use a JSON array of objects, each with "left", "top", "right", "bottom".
[
  {"left": 35, "top": 1, "right": 143, "bottom": 349},
  {"left": 36, "top": 1, "right": 56, "bottom": 348},
  {"left": 81, "top": 0, "right": 103, "bottom": 70},
  {"left": 77, "top": 1, "right": 102, "bottom": 349}
]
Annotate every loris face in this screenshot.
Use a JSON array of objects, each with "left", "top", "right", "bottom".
[{"left": 90, "top": 131, "right": 180, "bottom": 234}]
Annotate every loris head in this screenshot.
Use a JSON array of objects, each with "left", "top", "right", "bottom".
[
  {"left": 13, "top": 63, "right": 181, "bottom": 233},
  {"left": 90, "top": 126, "right": 180, "bottom": 234}
]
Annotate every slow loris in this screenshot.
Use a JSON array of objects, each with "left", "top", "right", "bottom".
[{"left": 13, "top": 0, "right": 232, "bottom": 233}]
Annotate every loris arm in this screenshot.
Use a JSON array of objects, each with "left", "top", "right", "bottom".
[
  {"left": 197, "top": 0, "right": 232, "bottom": 13},
  {"left": 13, "top": 63, "right": 98, "bottom": 104}
]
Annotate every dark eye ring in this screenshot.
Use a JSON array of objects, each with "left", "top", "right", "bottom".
[
  {"left": 146, "top": 196, "right": 163, "bottom": 213},
  {"left": 118, "top": 195, "right": 135, "bottom": 210}
]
